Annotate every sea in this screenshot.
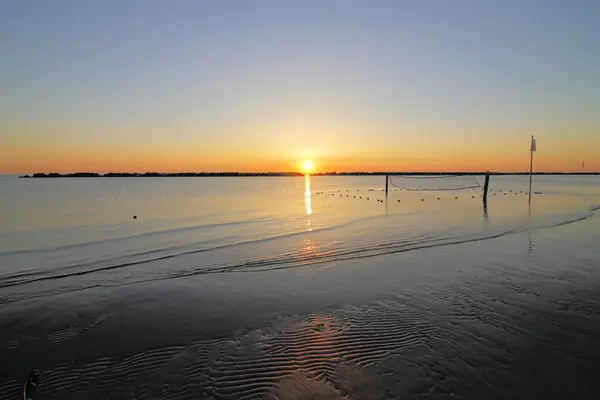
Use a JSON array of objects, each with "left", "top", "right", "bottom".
[{"left": 1, "top": 174, "right": 599, "bottom": 399}]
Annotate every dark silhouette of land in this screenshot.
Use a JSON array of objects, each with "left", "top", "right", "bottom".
[{"left": 19, "top": 171, "right": 599, "bottom": 178}]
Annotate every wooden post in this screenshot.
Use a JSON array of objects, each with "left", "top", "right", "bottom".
[
  {"left": 385, "top": 175, "right": 389, "bottom": 197},
  {"left": 529, "top": 135, "right": 536, "bottom": 205},
  {"left": 483, "top": 172, "right": 490, "bottom": 204}
]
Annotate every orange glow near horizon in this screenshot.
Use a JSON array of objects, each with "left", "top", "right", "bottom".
[
  {"left": 1, "top": 152, "right": 599, "bottom": 175},
  {"left": 1, "top": 128, "right": 599, "bottom": 174}
]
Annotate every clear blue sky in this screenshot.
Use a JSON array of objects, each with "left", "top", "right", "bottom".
[{"left": 1, "top": 0, "right": 599, "bottom": 173}]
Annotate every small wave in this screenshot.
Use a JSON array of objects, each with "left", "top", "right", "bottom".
[
  {"left": 0, "top": 214, "right": 391, "bottom": 289},
  {"left": 133, "top": 203, "right": 600, "bottom": 280},
  {"left": 0, "top": 218, "right": 265, "bottom": 257},
  {"left": 2, "top": 204, "right": 598, "bottom": 294}
]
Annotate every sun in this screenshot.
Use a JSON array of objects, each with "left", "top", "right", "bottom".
[{"left": 302, "top": 160, "right": 313, "bottom": 173}]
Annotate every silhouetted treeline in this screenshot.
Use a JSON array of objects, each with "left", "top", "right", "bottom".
[
  {"left": 314, "top": 172, "right": 600, "bottom": 176},
  {"left": 21, "top": 172, "right": 305, "bottom": 178},
  {"left": 29, "top": 172, "right": 101, "bottom": 178},
  {"left": 19, "top": 171, "right": 599, "bottom": 178}
]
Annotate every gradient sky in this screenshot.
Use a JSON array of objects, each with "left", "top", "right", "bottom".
[{"left": 1, "top": 0, "right": 599, "bottom": 173}]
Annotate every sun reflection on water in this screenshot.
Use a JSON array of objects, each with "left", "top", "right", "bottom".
[
  {"left": 304, "top": 174, "right": 312, "bottom": 216},
  {"left": 299, "top": 236, "right": 317, "bottom": 258}
]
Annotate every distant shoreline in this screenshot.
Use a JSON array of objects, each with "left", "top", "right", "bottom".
[{"left": 18, "top": 172, "right": 600, "bottom": 178}]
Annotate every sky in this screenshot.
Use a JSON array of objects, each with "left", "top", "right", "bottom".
[{"left": 1, "top": 0, "right": 599, "bottom": 174}]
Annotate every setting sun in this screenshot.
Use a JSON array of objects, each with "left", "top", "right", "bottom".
[{"left": 302, "top": 160, "right": 313, "bottom": 173}]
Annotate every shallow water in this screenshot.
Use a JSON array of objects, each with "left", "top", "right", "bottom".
[{"left": 1, "top": 175, "right": 599, "bottom": 399}]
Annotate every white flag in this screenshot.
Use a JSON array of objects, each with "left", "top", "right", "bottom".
[{"left": 530, "top": 136, "right": 536, "bottom": 152}]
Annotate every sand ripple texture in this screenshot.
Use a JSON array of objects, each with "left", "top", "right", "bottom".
[
  {"left": 0, "top": 301, "right": 436, "bottom": 399},
  {"left": 2, "top": 275, "right": 599, "bottom": 400}
]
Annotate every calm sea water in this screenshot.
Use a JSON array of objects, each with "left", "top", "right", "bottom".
[{"left": 1, "top": 175, "right": 599, "bottom": 399}]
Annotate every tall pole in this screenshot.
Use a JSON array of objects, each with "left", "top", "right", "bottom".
[
  {"left": 529, "top": 135, "right": 535, "bottom": 205},
  {"left": 483, "top": 171, "right": 490, "bottom": 204}
]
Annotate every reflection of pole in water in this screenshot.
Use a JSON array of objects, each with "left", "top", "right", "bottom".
[
  {"left": 528, "top": 232, "right": 534, "bottom": 253},
  {"left": 526, "top": 206, "right": 534, "bottom": 253},
  {"left": 483, "top": 202, "right": 488, "bottom": 220},
  {"left": 385, "top": 175, "right": 389, "bottom": 197},
  {"left": 304, "top": 174, "right": 312, "bottom": 215}
]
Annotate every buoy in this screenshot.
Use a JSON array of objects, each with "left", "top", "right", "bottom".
[
  {"left": 455, "top": 197, "right": 458, "bottom": 199},
  {"left": 24, "top": 369, "right": 41, "bottom": 399},
  {"left": 421, "top": 199, "right": 424, "bottom": 201},
  {"left": 367, "top": 197, "right": 369, "bottom": 200},
  {"left": 437, "top": 197, "right": 440, "bottom": 200},
  {"left": 133, "top": 215, "right": 137, "bottom": 219},
  {"left": 397, "top": 200, "right": 401, "bottom": 202}
]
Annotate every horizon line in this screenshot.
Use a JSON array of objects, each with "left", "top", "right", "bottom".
[{"left": 15, "top": 171, "right": 600, "bottom": 178}]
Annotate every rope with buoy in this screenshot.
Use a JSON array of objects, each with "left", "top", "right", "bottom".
[
  {"left": 23, "top": 369, "right": 41, "bottom": 400},
  {"left": 388, "top": 176, "right": 482, "bottom": 191}
]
